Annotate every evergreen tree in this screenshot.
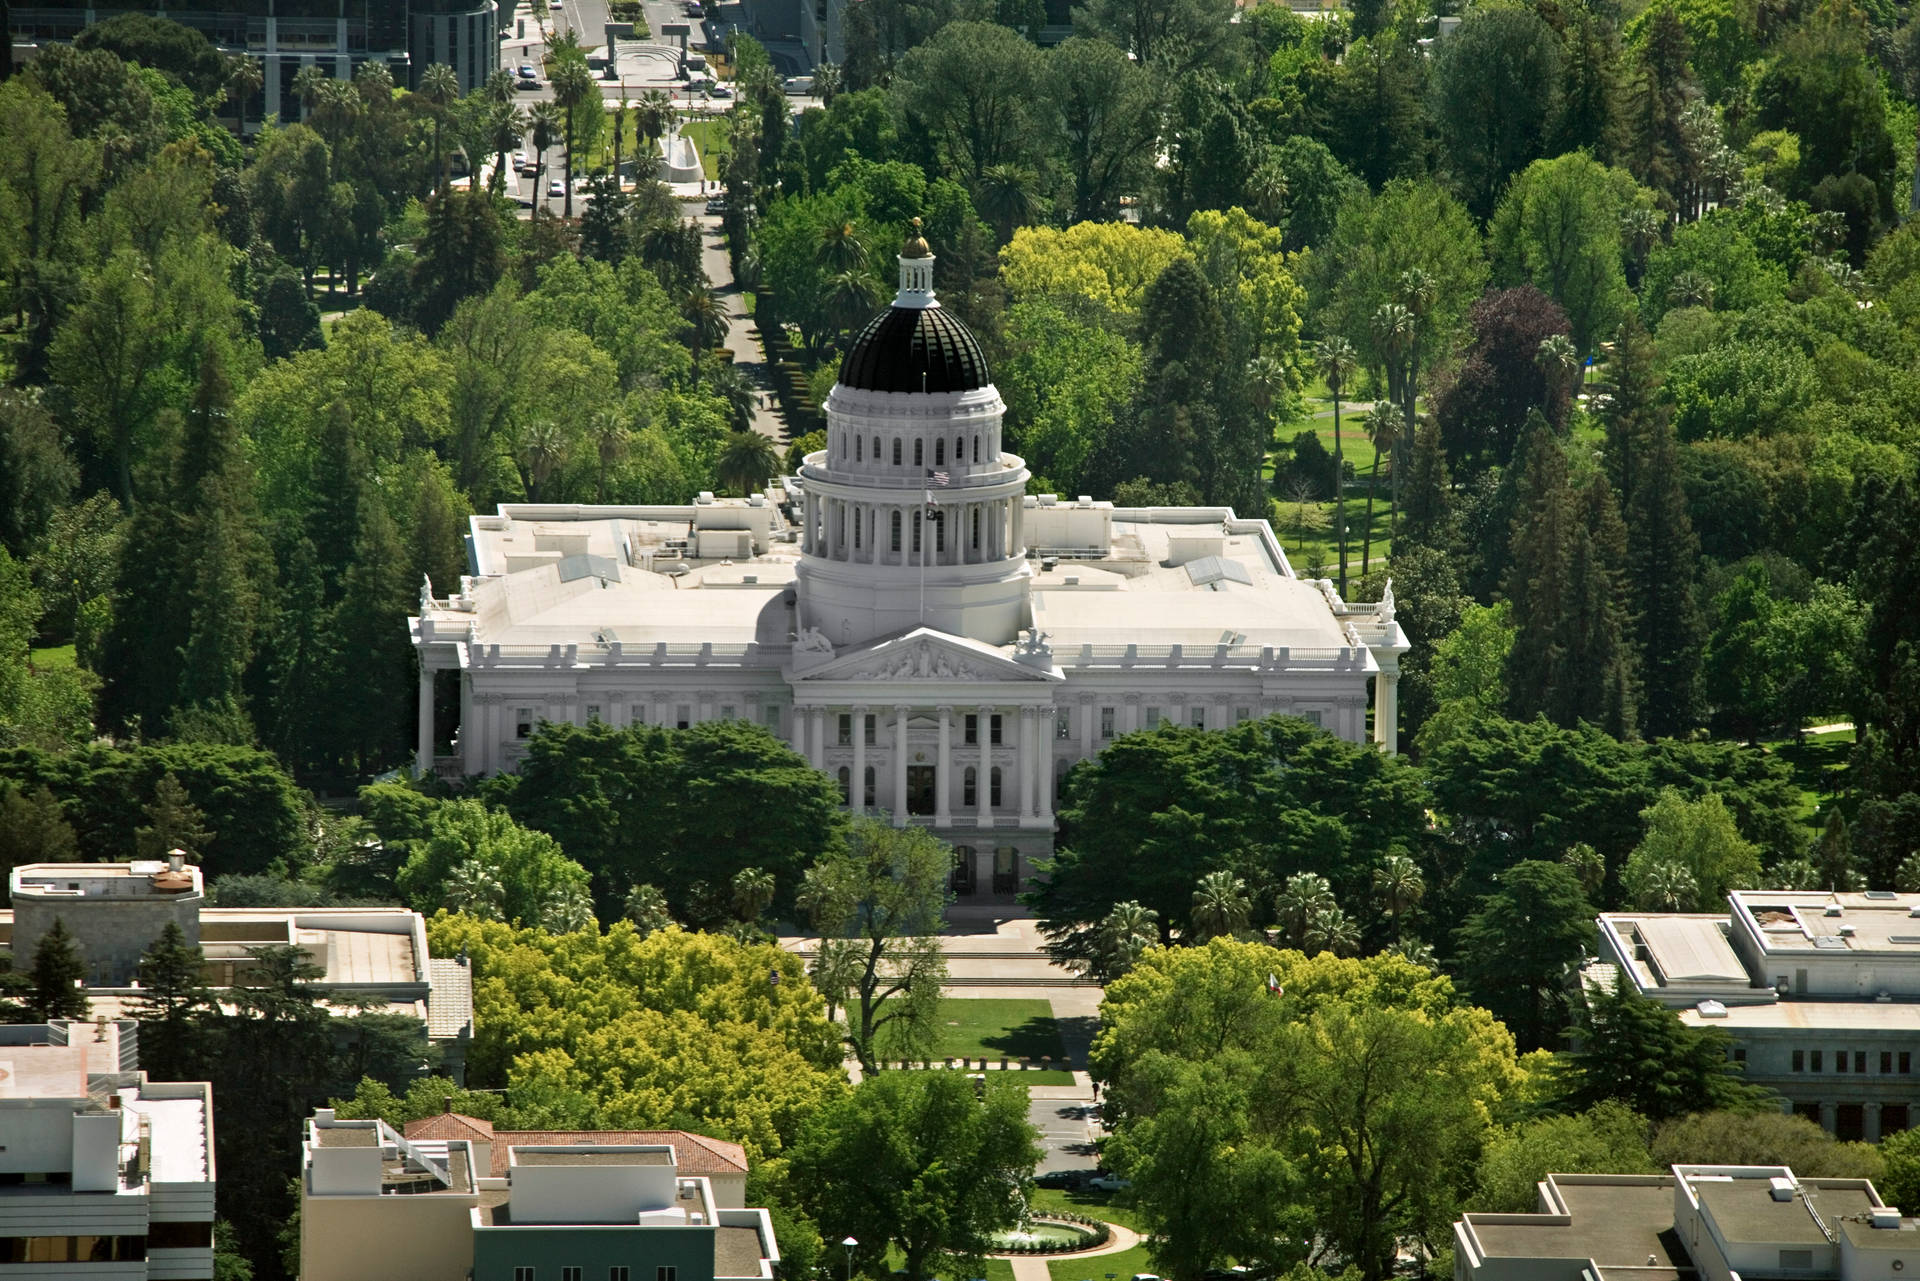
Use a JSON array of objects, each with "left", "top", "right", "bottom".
[
  {"left": 26, "top": 917, "right": 89, "bottom": 1021},
  {"left": 1625, "top": 6, "right": 1699, "bottom": 208},
  {"left": 1397, "top": 415, "right": 1454, "bottom": 551},
  {"left": 1560, "top": 475, "right": 1638, "bottom": 737},
  {"left": 410, "top": 188, "right": 505, "bottom": 336},
  {"left": 327, "top": 500, "right": 415, "bottom": 775},
  {"left": 135, "top": 773, "right": 214, "bottom": 862},
  {"left": 1505, "top": 417, "right": 1578, "bottom": 722},
  {"left": 133, "top": 921, "right": 214, "bottom": 1080},
  {"left": 258, "top": 538, "right": 338, "bottom": 775},
  {"left": 1814, "top": 810, "right": 1857, "bottom": 890},
  {"left": 1849, "top": 476, "right": 1920, "bottom": 798},
  {"left": 0, "top": 784, "right": 79, "bottom": 878},
  {"left": 1554, "top": 7, "right": 1625, "bottom": 162},
  {"left": 306, "top": 400, "right": 366, "bottom": 599},
  {"left": 1560, "top": 971, "right": 1774, "bottom": 1121},
  {"left": 1456, "top": 860, "right": 1593, "bottom": 1051},
  {"left": 1134, "top": 257, "right": 1225, "bottom": 501},
  {"left": 1612, "top": 321, "right": 1706, "bottom": 738}
]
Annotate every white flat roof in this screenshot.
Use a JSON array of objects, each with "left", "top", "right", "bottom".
[
  {"left": 1638, "top": 916, "right": 1751, "bottom": 984},
  {"left": 122, "top": 1086, "right": 210, "bottom": 1184},
  {"left": 1678, "top": 1001, "right": 1920, "bottom": 1031}
]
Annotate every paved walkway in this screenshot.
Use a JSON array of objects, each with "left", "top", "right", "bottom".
[
  {"left": 693, "top": 208, "right": 789, "bottom": 444},
  {"left": 998, "top": 1222, "right": 1143, "bottom": 1278}
]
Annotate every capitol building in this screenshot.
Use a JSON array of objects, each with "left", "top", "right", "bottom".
[{"left": 411, "top": 233, "right": 1408, "bottom": 895}]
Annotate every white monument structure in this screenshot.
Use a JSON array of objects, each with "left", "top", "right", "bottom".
[{"left": 410, "top": 229, "right": 1408, "bottom": 893}]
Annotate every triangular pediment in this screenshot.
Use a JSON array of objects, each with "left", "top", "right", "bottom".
[{"left": 793, "top": 627, "right": 1059, "bottom": 683}]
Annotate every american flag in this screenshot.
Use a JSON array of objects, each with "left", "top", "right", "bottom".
[{"left": 927, "top": 469, "right": 950, "bottom": 487}]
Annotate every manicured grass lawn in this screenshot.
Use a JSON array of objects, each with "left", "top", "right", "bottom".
[
  {"left": 883, "top": 1247, "right": 1016, "bottom": 1281},
  {"left": 1271, "top": 499, "right": 1393, "bottom": 579},
  {"left": 1048, "top": 1242, "right": 1151, "bottom": 1281},
  {"left": 676, "top": 117, "right": 730, "bottom": 180},
  {"left": 1765, "top": 727, "right": 1855, "bottom": 834},
  {"left": 876, "top": 998, "right": 1077, "bottom": 1081},
  {"left": 29, "top": 645, "right": 76, "bottom": 669},
  {"left": 1028, "top": 1187, "right": 1143, "bottom": 1233}
]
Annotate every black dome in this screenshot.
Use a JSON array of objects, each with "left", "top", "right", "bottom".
[{"left": 838, "top": 304, "right": 990, "bottom": 394}]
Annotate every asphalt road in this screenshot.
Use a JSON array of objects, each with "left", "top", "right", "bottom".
[{"left": 1031, "top": 1094, "right": 1103, "bottom": 1174}]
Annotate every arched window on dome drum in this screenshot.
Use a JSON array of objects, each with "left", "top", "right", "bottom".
[
  {"left": 972, "top": 435, "right": 980, "bottom": 463},
  {"left": 955, "top": 436, "right": 963, "bottom": 466},
  {"left": 890, "top": 510, "right": 902, "bottom": 552},
  {"left": 874, "top": 436, "right": 881, "bottom": 462},
  {"left": 892, "top": 439, "right": 902, "bottom": 465},
  {"left": 863, "top": 766, "right": 875, "bottom": 808},
  {"left": 855, "top": 436, "right": 862, "bottom": 462},
  {"left": 971, "top": 507, "right": 981, "bottom": 550},
  {"left": 963, "top": 766, "right": 977, "bottom": 807},
  {"left": 990, "top": 767, "right": 1003, "bottom": 807},
  {"left": 934, "top": 439, "right": 944, "bottom": 466},
  {"left": 914, "top": 439, "right": 923, "bottom": 467}
]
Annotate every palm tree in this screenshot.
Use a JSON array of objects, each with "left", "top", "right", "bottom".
[
  {"left": 1276, "top": 872, "right": 1336, "bottom": 947},
  {"left": 681, "top": 285, "right": 731, "bottom": 370},
  {"left": 624, "top": 883, "right": 675, "bottom": 935},
  {"left": 824, "top": 269, "right": 880, "bottom": 348},
  {"left": 418, "top": 63, "right": 462, "bottom": 193},
  {"left": 587, "top": 408, "right": 630, "bottom": 501},
  {"left": 1668, "top": 269, "right": 1715, "bottom": 311},
  {"left": 1393, "top": 268, "right": 1435, "bottom": 533},
  {"left": 717, "top": 430, "right": 780, "bottom": 497},
  {"left": 1094, "top": 900, "right": 1159, "bottom": 980},
  {"left": 291, "top": 63, "right": 328, "bottom": 117},
  {"left": 1246, "top": 353, "right": 1290, "bottom": 431},
  {"left": 514, "top": 419, "right": 570, "bottom": 501},
  {"left": 1245, "top": 156, "right": 1288, "bottom": 225},
  {"left": 442, "top": 860, "right": 506, "bottom": 920},
  {"left": 732, "top": 866, "right": 776, "bottom": 923},
  {"left": 1635, "top": 860, "right": 1698, "bottom": 912},
  {"left": 539, "top": 884, "right": 598, "bottom": 933},
  {"left": 637, "top": 90, "right": 676, "bottom": 172},
  {"left": 1897, "top": 852, "right": 1920, "bottom": 894},
  {"left": 814, "top": 62, "right": 844, "bottom": 107},
  {"left": 354, "top": 59, "right": 394, "bottom": 106},
  {"left": 550, "top": 56, "right": 595, "bottom": 217},
  {"left": 311, "top": 77, "right": 363, "bottom": 143},
  {"left": 1536, "top": 332, "right": 1580, "bottom": 413},
  {"left": 483, "top": 67, "right": 515, "bottom": 105},
  {"left": 704, "top": 360, "right": 758, "bottom": 432},
  {"left": 1562, "top": 843, "right": 1606, "bottom": 898},
  {"left": 1189, "top": 869, "right": 1251, "bottom": 942},
  {"left": 977, "top": 163, "right": 1043, "bottom": 243},
  {"left": 224, "top": 55, "right": 263, "bottom": 125},
  {"left": 1313, "top": 335, "right": 1358, "bottom": 595},
  {"left": 1385, "top": 937, "right": 1438, "bottom": 971},
  {"left": 817, "top": 219, "right": 869, "bottom": 274},
  {"left": 1302, "top": 904, "right": 1360, "bottom": 956},
  {"left": 529, "top": 101, "right": 564, "bottom": 211},
  {"left": 1359, "top": 401, "right": 1401, "bottom": 576},
  {"left": 1766, "top": 858, "right": 1821, "bottom": 892},
  {"left": 488, "top": 101, "right": 528, "bottom": 199},
  {"left": 1372, "top": 853, "right": 1424, "bottom": 932},
  {"left": 1622, "top": 204, "right": 1662, "bottom": 286}
]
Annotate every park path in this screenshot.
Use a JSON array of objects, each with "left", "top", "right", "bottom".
[{"left": 695, "top": 209, "right": 789, "bottom": 444}]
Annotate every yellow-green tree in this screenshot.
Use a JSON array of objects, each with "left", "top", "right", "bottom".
[{"left": 999, "top": 222, "right": 1190, "bottom": 316}]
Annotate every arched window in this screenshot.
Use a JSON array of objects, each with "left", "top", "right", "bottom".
[
  {"left": 973, "top": 435, "right": 981, "bottom": 463},
  {"left": 963, "top": 766, "right": 977, "bottom": 807},
  {"left": 955, "top": 436, "right": 964, "bottom": 466},
  {"left": 873, "top": 435, "right": 881, "bottom": 462},
  {"left": 972, "top": 507, "right": 981, "bottom": 549},
  {"left": 911, "top": 512, "right": 922, "bottom": 554},
  {"left": 855, "top": 436, "right": 863, "bottom": 462},
  {"left": 935, "top": 438, "right": 945, "bottom": 466},
  {"left": 837, "top": 767, "right": 851, "bottom": 805},
  {"left": 914, "top": 439, "right": 924, "bottom": 467},
  {"left": 853, "top": 511, "right": 862, "bottom": 550},
  {"left": 990, "top": 767, "right": 1003, "bottom": 807},
  {"left": 892, "top": 438, "right": 902, "bottom": 465},
  {"left": 863, "top": 766, "right": 875, "bottom": 808},
  {"left": 890, "top": 510, "right": 902, "bottom": 551}
]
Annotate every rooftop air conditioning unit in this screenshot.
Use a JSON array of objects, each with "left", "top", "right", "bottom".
[
  {"left": 1874, "top": 1208, "right": 1902, "bottom": 1229},
  {"left": 1840, "top": 925, "right": 1858, "bottom": 938},
  {"left": 1770, "top": 1178, "right": 1796, "bottom": 1202},
  {"left": 1826, "top": 904, "right": 1844, "bottom": 917}
]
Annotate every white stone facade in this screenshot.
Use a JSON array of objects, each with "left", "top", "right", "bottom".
[{"left": 410, "top": 250, "right": 1407, "bottom": 893}]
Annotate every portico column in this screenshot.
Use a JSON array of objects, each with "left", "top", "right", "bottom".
[
  {"left": 976, "top": 704, "right": 993, "bottom": 826},
  {"left": 789, "top": 704, "right": 808, "bottom": 756},
  {"left": 1124, "top": 693, "right": 1141, "bottom": 733},
  {"left": 935, "top": 706, "right": 952, "bottom": 824},
  {"left": 415, "top": 663, "right": 435, "bottom": 777},
  {"left": 808, "top": 707, "right": 826, "bottom": 770},
  {"left": 1038, "top": 727, "right": 1055, "bottom": 826},
  {"left": 851, "top": 705, "right": 867, "bottom": 814},
  {"left": 1374, "top": 670, "right": 1400, "bottom": 756},
  {"left": 1079, "top": 694, "right": 1095, "bottom": 760},
  {"left": 893, "top": 705, "right": 910, "bottom": 828},
  {"left": 1017, "top": 706, "right": 1033, "bottom": 821},
  {"left": 803, "top": 489, "right": 817, "bottom": 554},
  {"left": 1011, "top": 495, "right": 1025, "bottom": 556}
]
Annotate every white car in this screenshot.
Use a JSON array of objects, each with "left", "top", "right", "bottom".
[
  {"left": 1087, "top": 1172, "right": 1130, "bottom": 1192},
  {"left": 512, "top": 150, "right": 526, "bottom": 167},
  {"left": 548, "top": 179, "right": 566, "bottom": 198}
]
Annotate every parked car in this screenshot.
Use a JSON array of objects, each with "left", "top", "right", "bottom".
[
  {"left": 706, "top": 83, "right": 733, "bottom": 98},
  {"left": 705, "top": 196, "right": 728, "bottom": 214},
  {"left": 1087, "top": 1172, "right": 1131, "bottom": 1192},
  {"left": 685, "top": 2, "right": 705, "bottom": 15},
  {"left": 783, "top": 75, "right": 814, "bottom": 94},
  {"left": 547, "top": 179, "right": 566, "bottom": 198},
  {"left": 518, "top": 159, "right": 540, "bottom": 176},
  {"left": 516, "top": 75, "right": 540, "bottom": 89},
  {"left": 1034, "top": 1170, "right": 1086, "bottom": 1189}
]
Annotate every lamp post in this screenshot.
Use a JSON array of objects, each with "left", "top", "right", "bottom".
[{"left": 843, "top": 1237, "right": 858, "bottom": 1281}]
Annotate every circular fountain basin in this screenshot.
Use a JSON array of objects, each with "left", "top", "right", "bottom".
[{"left": 990, "top": 1219, "right": 1104, "bottom": 1253}]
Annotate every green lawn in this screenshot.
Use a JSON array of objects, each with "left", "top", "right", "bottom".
[
  {"left": 1765, "top": 727, "right": 1855, "bottom": 833},
  {"left": 876, "top": 997, "right": 1077, "bottom": 1082},
  {"left": 1048, "top": 1243, "right": 1151, "bottom": 1281},
  {"left": 1271, "top": 498, "right": 1393, "bottom": 580},
  {"left": 677, "top": 117, "right": 730, "bottom": 180},
  {"left": 1028, "top": 1187, "right": 1142, "bottom": 1233},
  {"left": 29, "top": 645, "right": 75, "bottom": 669},
  {"left": 883, "top": 1246, "right": 1015, "bottom": 1281}
]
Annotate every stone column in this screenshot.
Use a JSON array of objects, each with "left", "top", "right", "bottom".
[
  {"left": 1374, "top": 671, "right": 1400, "bottom": 756},
  {"left": 1124, "top": 692, "right": 1142, "bottom": 733},
  {"left": 416, "top": 663, "right": 436, "bottom": 778},
  {"left": 1011, "top": 495, "right": 1025, "bottom": 557},
  {"left": 697, "top": 690, "right": 716, "bottom": 723},
  {"left": 893, "top": 705, "right": 910, "bottom": 828},
  {"left": 1038, "top": 709, "right": 1056, "bottom": 826},
  {"left": 851, "top": 705, "right": 867, "bottom": 814},
  {"left": 1017, "top": 706, "right": 1033, "bottom": 820},
  {"left": 976, "top": 704, "right": 993, "bottom": 826},
  {"left": 802, "top": 489, "right": 817, "bottom": 554},
  {"left": 1079, "top": 694, "right": 1096, "bottom": 760},
  {"left": 789, "top": 703, "right": 809, "bottom": 756},
  {"left": 935, "top": 706, "right": 952, "bottom": 824},
  {"left": 808, "top": 707, "right": 826, "bottom": 770}
]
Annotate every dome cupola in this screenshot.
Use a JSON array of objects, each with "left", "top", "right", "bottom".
[{"left": 837, "top": 221, "right": 991, "bottom": 395}]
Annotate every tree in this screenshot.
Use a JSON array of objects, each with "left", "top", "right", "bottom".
[
  {"left": 1490, "top": 154, "right": 1639, "bottom": 355},
  {"left": 1274, "top": 872, "right": 1337, "bottom": 948},
  {"left": 1455, "top": 861, "right": 1593, "bottom": 1052},
  {"left": 892, "top": 23, "right": 1045, "bottom": 185},
  {"left": 1047, "top": 39, "right": 1158, "bottom": 223},
  {"left": 1359, "top": 403, "right": 1400, "bottom": 574},
  {"left": 1315, "top": 336, "right": 1359, "bottom": 594},
  {"left": 396, "top": 799, "right": 594, "bottom": 928},
  {"left": 529, "top": 100, "right": 563, "bottom": 207},
  {"left": 1371, "top": 853, "right": 1423, "bottom": 934},
  {"left": 133, "top": 921, "right": 213, "bottom": 1080},
  {"left": 732, "top": 866, "right": 776, "bottom": 925},
  {"left": 409, "top": 188, "right": 505, "bottom": 336},
  {"left": 1559, "top": 971, "right": 1774, "bottom": 1120},
  {"left": 1703, "top": 562, "right": 1782, "bottom": 742},
  {"left": 999, "top": 222, "right": 1190, "bottom": 316},
  {"left": 550, "top": 56, "right": 595, "bottom": 219},
  {"left": 1475, "top": 1102, "right": 1655, "bottom": 1211},
  {"left": 417, "top": 63, "right": 461, "bottom": 193},
  {"left": 1655, "top": 1110, "right": 1883, "bottom": 1180},
  {"left": 789, "top": 1071, "right": 1041, "bottom": 1281},
  {"left": 1431, "top": 7, "right": 1566, "bottom": 218},
  {"left": 1092, "top": 900, "right": 1159, "bottom": 981},
  {"left": 800, "top": 818, "right": 950, "bottom": 1073},
  {"left": 1436, "top": 288, "right": 1573, "bottom": 473},
  {"left": 133, "top": 772, "right": 213, "bottom": 863},
  {"left": 1621, "top": 789, "right": 1762, "bottom": 912},
  {"left": 1812, "top": 810, "right": 1857, "bottom": 891},
  {"left": 1072, "top": 0, "right": 1234, "bottom": 71},
  {"left": 25, "top": 917, "right": 89, "bottom": 1021},
  {"left": 623, "top": 883, "right": 675, "bottom": 935},
  {"left": 1095, "top": 943, "right": 1519, "bottom": 1281},
  {"left": 0, "top": 784, "right": 79, "bottom": 874},
  {"left": 1190, "top": 869, "right": 1252, "bottom": 942}
]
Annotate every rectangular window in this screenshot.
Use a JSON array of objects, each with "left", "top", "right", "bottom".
[
  {"left": 839, "top": 714, "right": 852, "bottom": 745},
  {"left": 564, "top": 1269, "right": 583, "bottom": 1281},
  {"left": 965, "top": 714, "right": 978, "bottom": 745},
  {"left": 1733, "top": 1048, "right": 1747, "bottom": 1063},
  {"left": 658, "top": 1269, "right": 676, "bottom": 1281},
  {"left": 866, "top": 713, "right": 876, "bottom": 741},
  {"left": 1235, "top": 706, "right": 1252, "bottom": 724},
  {"left": 764, "top": 705, "right": 782, "bottom": 731},
  {"left": 1056, "top": 712, "right": 1072, "bottom": 740},
  {"left": 1100, "top": 707, "right": 1115, "bottom": 739},
  {"left": 631, "top": 704, "right": 645, "bottom": 726},
  {"left": 586, "top": 705, "right": 601, "bottom": 723},
  {"left": 676, "top": 705, "right": 691, "bottom": 730},
  {"left": 1145, "top": 707, "right": 1162, "bottom": 729},
  {"left": 611, "top": 1271, "right": 630, "bottom": 1281},
  {"left": 1302, "top": 710, "right": 1324, "bottom": 728},
  {"left": 990, "top": 714, "right": 1003, "bottom": 745},
  {"left": 1812, "top": 1051, "right": 1824, "bottom": 1073},
  {"left": 1190, "top": 706, "right": 1206, "bottom": 729},
  {"left": 1793, "top": 1050, "right": 1805, "bottom": 1072},
  {"left": 1838, "top": 1051, "right": 1850, "bottom": 1073},
  {"left": 1885, "top": 1051, "right": 1895, "bottom": 1075},
  {"left": 516, "top": 1270, "right": 535, "bottom": 1281},
  {"left": 1904, "top": 1052, "right": 1913, "bottom": 1074},
  {"left": 721, "top": 704, "right": 736, "bottom": 721},
  {"left": 1857, "top": 1051, "right": 1868, "bottom": 1074},
  {"left": 516, "top": 708, "right": 534, "bottom": 738}
]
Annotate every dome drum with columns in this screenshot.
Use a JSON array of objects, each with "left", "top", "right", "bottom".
[{"left": 408, "top": 224, "right": 1410, "bottom": 896}]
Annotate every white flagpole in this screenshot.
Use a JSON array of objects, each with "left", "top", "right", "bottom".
[{"left": 919, "top": 484, "right": 930, "bottom": 624}]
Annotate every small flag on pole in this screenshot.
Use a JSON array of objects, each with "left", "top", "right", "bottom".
[
  {"left": 927, "top": 468, "right": 949, "bottom": 487},
  {"left": 1266, "top": 972, "right": 1283, "bottom": 996}
]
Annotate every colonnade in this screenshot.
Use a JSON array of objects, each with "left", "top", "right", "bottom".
[
  {"left": 800, "top": 490, "right": 1025, "bottom": 567},
  {"left": 788, "top": 702, "right": 1055, "bottom": 829}
]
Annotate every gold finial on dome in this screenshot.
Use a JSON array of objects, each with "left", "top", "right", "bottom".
[{"left": 902, "top": 217, "right": 932, "bottom": 259}]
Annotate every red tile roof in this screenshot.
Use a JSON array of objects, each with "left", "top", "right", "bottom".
[{"left": 403, "top": 1114, "right": 749, "bottom": 1179}]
